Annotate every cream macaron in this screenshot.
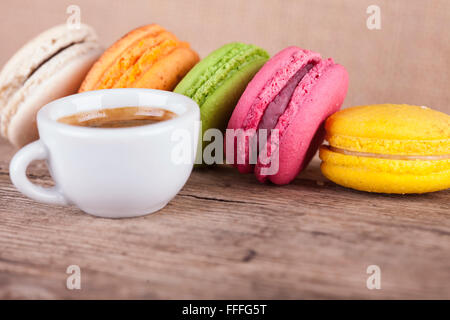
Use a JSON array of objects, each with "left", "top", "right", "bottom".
[{"left": 0, "top": 24, "right": 102, "bottom": 147}]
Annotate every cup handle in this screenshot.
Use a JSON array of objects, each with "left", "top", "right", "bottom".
[{"left": 9, "top": 140, "right": 68, "bottom": 206}]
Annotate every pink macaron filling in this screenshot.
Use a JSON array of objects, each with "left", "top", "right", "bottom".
[{"left": 257, "top": 63, "right": 315, "bottom": 132}]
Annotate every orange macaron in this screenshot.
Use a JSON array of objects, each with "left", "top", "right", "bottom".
[{"left": 79, "top": 24, "right": 199, "bottom": 92}]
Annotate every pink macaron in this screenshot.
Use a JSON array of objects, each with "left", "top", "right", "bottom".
[{"left": 226, "top": 46, "right": 349, "bottom": 185}]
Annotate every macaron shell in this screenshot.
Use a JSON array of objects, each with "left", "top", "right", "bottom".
[
  {"left": 174, "top": 43, "right": 241, "bottom": 96},
  {"left": 327, "top": 104, "right": 450, "bottom": 140},
  {"left": 228, "top": 46, "right": 316, "bottom": 131},
  {"left": 79, "top": 24, "right": 198, "bottom": 92},
  {"left": 123, "top": 45, "right": 199, "bottom": 91},
  {"left": 320, "top": 147, "right": 450, "bottom": 193},
  {"left": 79, "top": 24, "right": 164, "bottom": 92},
  {"left": 3, "top": 43, "right": 102, "bottom": 147},
  {"left": 199, "top": 55, "right": 268, "bottom": 150},
  {"left": 97, "top": 31, "right": 177, "bottom": 89},
  {"left": 325, "top": 104, "right": 450, "bottom": 156},
  {"left": 255, "top": 60, "right": 349, "bottom": 184},
  {"left": 191, "top": 45, "right": 268, "bottom": 108}
]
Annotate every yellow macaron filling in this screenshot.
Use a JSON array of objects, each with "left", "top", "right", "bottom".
[
  {"left": 326, "top": 134, "right": 450, "bottom": 156},
  {"left": 327, "top": 145, "right": 450, "bottom": 161},
  {"left": 320, "top": 145, "right": 450, "bottom": 175}
]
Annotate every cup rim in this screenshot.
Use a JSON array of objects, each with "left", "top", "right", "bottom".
[{"left": 37, "top": 88, "right": 199, "bottom": 137}]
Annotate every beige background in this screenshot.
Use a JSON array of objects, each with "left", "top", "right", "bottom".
[{"left": 0, "top": 0, "right": 448, "bottom": 113}]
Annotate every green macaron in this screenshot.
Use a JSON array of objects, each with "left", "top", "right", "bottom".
[{"left": 174, "top": 42, "right": 269, "bottom": 163}]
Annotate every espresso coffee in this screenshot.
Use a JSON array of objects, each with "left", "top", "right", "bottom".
[{"left": 58, "top": 106, "right": 177, "bottom": 128}]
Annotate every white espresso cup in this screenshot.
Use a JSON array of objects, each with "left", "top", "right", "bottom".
[{"left": 9, "top": 89, "right": 200, "bottom": 218}]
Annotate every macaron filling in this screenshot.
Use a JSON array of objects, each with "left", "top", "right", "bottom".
[
  {"left": 258, "top": 62, "right": 315, "bottom": 131},
  {"left": 326, "top": 145, "right": 450, "bottom": 160},
  {"left": 27, "top": 41, "right": 83, "bottom": 80}
]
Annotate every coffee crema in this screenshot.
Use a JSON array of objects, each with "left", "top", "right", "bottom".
[{"left": 58, "top": 106, "right": 177, "bottom": 128}]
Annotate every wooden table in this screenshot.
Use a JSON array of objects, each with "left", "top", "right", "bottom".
[{"left": 0, "top": 139, "right": 449, "bottom": 299}]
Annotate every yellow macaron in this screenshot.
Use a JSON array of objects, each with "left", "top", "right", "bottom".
[{"left": 319, "top": 104, "right": 450, "bottom": 194}]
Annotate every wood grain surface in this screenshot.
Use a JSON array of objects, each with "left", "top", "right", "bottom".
[{"left": 0, "top": 139, "right": 449, "bottom": 299}]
